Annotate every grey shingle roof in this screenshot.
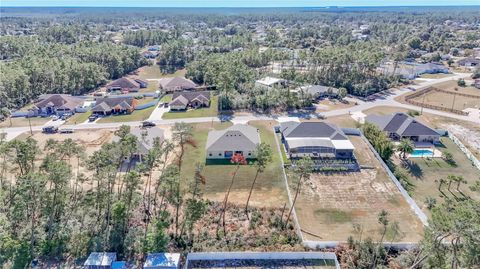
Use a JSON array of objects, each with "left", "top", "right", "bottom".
[
  {"left": 92, "top": 96, "right": 134, "bottom": 112},
  {"left": 280, "top": 121, "right": 348, "bottom": 140},
  {"left": 206, "top": 124, "right": 260, "bottom": 152},
  {"left": 366, "top": 113, "right": 439, "bottom": 137}
]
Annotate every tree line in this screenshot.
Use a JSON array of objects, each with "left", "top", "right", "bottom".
[{"left": 0, "top": 37, "right": 148, "bottom": 109}]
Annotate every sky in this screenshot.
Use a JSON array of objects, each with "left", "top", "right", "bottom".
[{"left": 2, "top": 0, "right": 480, "bottom": 7}]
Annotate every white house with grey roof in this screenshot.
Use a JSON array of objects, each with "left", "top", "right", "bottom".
[
  {"left": 280, "top": 121, "right": 355, "bottom": 159},
  {"left": 366, "top": 113, "right": 439, "bottom": 142},
  {"left": 112, "top": 126, "right": 165, "bottom": 160},
  {"left": 206, "top": 124, "right": 260, "bottom": 160}
]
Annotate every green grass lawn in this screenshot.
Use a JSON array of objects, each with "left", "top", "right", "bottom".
[
  {"left": 65, "top": 111, "right": 92, "bottom": 125},
  {"left": 137, "top": 63, "right": 187, "bottom": 80},
  {"left": 0, "top": 117, "right": 50, "bottom": 128},
  {"left": 160, "top": 94, "right": 172, "bottom": 103},
  {"left": 96, "top": 106, "right": 156, "bottom": 123},
  {"left": 402, "top": 137, "right": 480, "bottom": 214},
  {"left": 162, "top": 95, "right": 218, "bottom": 119},
  {"left": 418, "top": 73, "right": 454, "bottom": 79},
  {"left": 178, "top": 120, "right": 288, "bottom": 207}
]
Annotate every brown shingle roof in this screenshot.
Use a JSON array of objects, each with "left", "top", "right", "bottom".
[
  {"left": 159, "top": 77, "right": 197, "bottom": 91},
  {"left": 35, "top": 94, "right": 84, "bottom": 111}
]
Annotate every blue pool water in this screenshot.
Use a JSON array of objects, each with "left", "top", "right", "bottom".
[{"left": 410, "top": 149, "right": 434, "bottom": 157}]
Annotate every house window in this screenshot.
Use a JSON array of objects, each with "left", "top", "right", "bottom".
[
  {"left": 224, "top": 151, "right": 233, "bottom": 158},
  {"left": 218, "top": 153, "right": 222, "bottom": 156},
  {"left": 209, "top": 153, "right": 212, "bottom": 157},
  {"left": 248, "top": 153, "right": 251, "bottom": 156}
]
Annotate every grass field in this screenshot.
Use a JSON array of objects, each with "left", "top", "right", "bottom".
[
  {"left": 290, "top": 135, "right": 424, "bottom": 242},
  {"left": 136, "top": 63, "right": 187, "bottom": 80},
  {"left": 162, "top": 95, "right": 219, "bottom": 119},
  {"left": 0, "top": 117, "right": 50, "bottom": 128},
  {"left": 65, "top": 111, "right": 92, "bottom": 125},
  {"left": 396, "top": 137, "right": 480, "bottom": 215},
  {"left": 418, "top": 73, "right": 454, "bottom": 79},
  {"left": 96, "top": 106, "right": 156, "bottom": 123},
  {"left": 179, "top": 120, "right": 288, "bottom": 208},
  {"left": 410, "top": 90, "right": 480, "bottom": 111}
]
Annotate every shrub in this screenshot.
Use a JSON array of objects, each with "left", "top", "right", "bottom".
[
  {"left": 407, "top": 110, "right": 420, "bottom": 117},
  {"left": 442, "top": 151, "right": 456, "bottom": 166},
  {"left": 457, "top": 79, "right": 466, "bottom": 87}
]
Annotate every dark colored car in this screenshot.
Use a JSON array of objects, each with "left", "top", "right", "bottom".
[
  {"left": 42, "top": 126, "right": 58, "bottom": 134},
  {"left": 88, "top": 114, "right": 99, "bottom": 122},
  {"left": 142, "top": 121, "right": 156, "bottom": 127}
]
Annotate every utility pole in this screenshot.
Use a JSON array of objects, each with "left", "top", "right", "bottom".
[
  {"left": 451, "top": 93, "right": 457, "bottom": 111},
  {"left": 28, "top": 117, "right": 33, "bottom": 135}
]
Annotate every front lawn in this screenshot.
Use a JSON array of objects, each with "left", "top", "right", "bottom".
[
  {"left": 178, "top": 120, "right": 288, "bottom": 208},
  {"left": 96, "top": 106, "right": 156, "bottom": 123},
  {"left": 0, "top": 117, "right": 50, "bottom": 128},
  {"left": 65, "top": 111, "right": 92, "bottom": 125},
  {"left": 162, "top": 95, "right": 218, "bottom": 119}
]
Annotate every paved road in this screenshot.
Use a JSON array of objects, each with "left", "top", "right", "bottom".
[{"left": 2, "top": 72, "right": 477, "bottom": 141}]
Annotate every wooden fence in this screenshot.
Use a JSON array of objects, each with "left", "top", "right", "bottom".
[{"left": 404, "top": 87, "right": 471, "bottom": 115}]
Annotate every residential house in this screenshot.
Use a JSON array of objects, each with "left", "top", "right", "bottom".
[
  {"left": 458, "top": 57, "right": 480, "bottom": 68},
  {"left": 206, "top": 124, "right": 260, "bottom": 159},
  {"left": 92, "top": 96, "right": 137, "bottom": 115},
  {"left": 366, "top": 112, "right": 440, "bottom": 142},
  {"left": 143, "top": 51, "right": 158, "bottom": 59},
  {"left": 159, "top": 77, "right": 197, "bottom": 93},
  {"left": 112, "top": 126, "right": 165, "bottom": 161},
  {"left": 34, "top": 94, "right": 84, "bottom": 116},
  {"left": 143, "top": 253, "right": 180, "bottom": 269},
  {"left": 106, "top": 77, "right": 148, "bottom": 93},
  {"left": 84, "top": 252, "right": 117, "bottom": 269},
  {"left": 255, "top": 76, "right": 288, "bottom": 89},
  {"left": 295, "top": 85, "right": 339, "bottom": 100},
  {"left": 380, "top": 62, "right": 449, "bottom": 79},
  {"left": 169, "top": 91, "right": 210, "bottom": 111},
  {"left": 280, "top": 121, "right": 355, "bottom": 159}
]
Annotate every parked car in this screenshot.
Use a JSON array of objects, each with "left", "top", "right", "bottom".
[
  {"left": 59, "top": 128, "right": 74, "bottom": 134},
  {"left": 61, "top": 113, "right": 72, "bottom": 120},
  {"left": 52, "top": 115, "right": 59, "bottom": 121},
  {"left": 141, "top": 121, "right": 156, "bottom": 127},
  {"left": 88, "top": 114, "right": 99, "bottom": 122},
  {"left": 42, "top": 126, "right": 58, "bottom": 134}
]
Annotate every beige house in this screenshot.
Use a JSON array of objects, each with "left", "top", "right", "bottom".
[{"left": 206, "top": 124, "right": 260, "bottom": 160}]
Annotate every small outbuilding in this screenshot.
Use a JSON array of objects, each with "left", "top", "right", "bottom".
[{"left": 143, "top": 253, "right": 181, "bottom": 269}]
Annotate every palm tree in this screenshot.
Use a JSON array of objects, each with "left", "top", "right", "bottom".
[
  {"left": 245, "top": 142, "right": 272, "bottom": 217},
  {"left": 437, "top": 178, "right": 446, "bottom": 193},
  {"left": 397, "top": 138, "right": 414, "bottom": 159},
  {"left": 454, "top": 175, "right": 466, "bottom": 193}
]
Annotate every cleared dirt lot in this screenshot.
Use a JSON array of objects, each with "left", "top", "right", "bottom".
[{"left": 292, "top": 136, "right": 424, "bottom": 242}]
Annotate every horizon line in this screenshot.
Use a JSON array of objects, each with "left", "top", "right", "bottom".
[{"left": 2, "top": 5, "right": 480, "bottom": 8}]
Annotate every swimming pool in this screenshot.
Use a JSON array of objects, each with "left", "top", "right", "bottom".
[{"left": 410, "top": 149, "right": 434, "bottom": 157}]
